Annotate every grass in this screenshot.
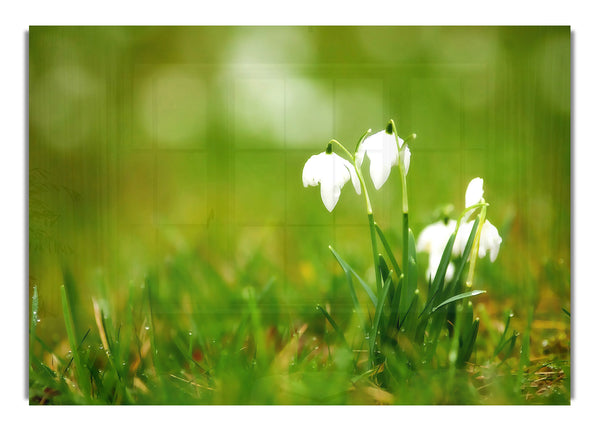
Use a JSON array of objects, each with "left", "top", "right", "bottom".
[{"left": 28, "top": 238, "right": 570, "bottom": 405}]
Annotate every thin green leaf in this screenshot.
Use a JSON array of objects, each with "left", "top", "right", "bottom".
[
  {"left": 418, "top": 232, "right": 457, "bottom": 318},
  {"left": 457, "top": 319, "right": 479, "bottom": 368},
  {"left": 378, "top": 254, "right": 390, "bottom": 283},
  {"left": 432, "top": 290, "right": 486, "bottom": 313},
  {"left": 493, "top": 311, "right": 514, "bottom": 357},
  {"left": 420, "top": 217, "right": 481, "bottom": 319},
  {"left": 329, "top": 245, "right": 376, "bottom": 306},
  {"left": 317, "top": 305, "right": 348, "bottom": 348},
  {"left": 369, "top": 274, "right": 394, "bottom": 362},
  {"left": 400, "top": 228, "right": 418, "bottom": 318},
  {"left": 60, "top": 285, "right": 91, "bottom": 396},
  {"left": 374, "top": 223, "right": 401, "bottom": 275},
  {"left": 329, "top": 245, "right": 370, "bottom": 332}
]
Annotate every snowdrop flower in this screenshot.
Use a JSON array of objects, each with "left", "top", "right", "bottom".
[
  {"left": 355, "top": 128, "right": 411, "bottom": 190},
  {"left": 417, "top": 219, "right": 457, "bottom": 281},
  {"left": 454, "top": 219, "right": 502, "bottom": 262},
  {"left": 453, "top": 177, "right": 502, "bottom": 262},
  {"left": 302, "top": 149, "right": 361, "bottom": 212}
]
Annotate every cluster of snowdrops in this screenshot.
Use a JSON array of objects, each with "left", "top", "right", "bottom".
[{"left": 300, "top": 120, "right": 503, "bottom": 372}]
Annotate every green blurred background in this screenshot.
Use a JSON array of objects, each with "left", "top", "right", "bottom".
[{"left": 29, "top": 26, "right": 570, "bottom": 352}]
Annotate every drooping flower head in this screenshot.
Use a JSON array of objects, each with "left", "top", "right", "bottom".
[
  {"left": 302, "top": 145, "right": 361, "bottom": 212},
  {"left": 454, "top": 219, "right": 502, "bottom": 262},
  {"left": 355, "top": 125, "right": 410, "bottom": 190},
  {"left": 453, "top": 177, "right": 502, "bottom": 262}
]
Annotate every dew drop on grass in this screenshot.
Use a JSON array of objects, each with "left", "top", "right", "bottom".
[{"left": 145, "top": 326, "right": 150, "bottom": 331}]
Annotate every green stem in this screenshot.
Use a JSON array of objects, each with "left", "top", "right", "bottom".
[
  {"left": 389, "top": 120, "right": 409, "bottom": 214},
  {"left": 330, "top": 138, "right": 379, "bottom": 293},
  {"left": 368, "top": 213, "right": 382, "bottom": 294},
  {"left": 465, "top": 202, "right": 487, "bottom": 288}
]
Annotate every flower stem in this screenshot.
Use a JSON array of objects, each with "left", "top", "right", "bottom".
[
  {"left": 465, "top": 202, "right": 487, "bottom": 288},
  {"left": 330, "top": 139, "right": 379, "bottom": 293},
  {"left": 389, "top": 120, "right": 409, "bottom": 215}
]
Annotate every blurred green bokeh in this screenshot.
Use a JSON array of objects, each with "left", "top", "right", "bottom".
[{"left": 29, "top": 26, "right": 570, "bottom": 347}]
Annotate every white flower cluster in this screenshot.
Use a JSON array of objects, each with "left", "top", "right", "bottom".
[
  {"left": 302, "top": 124, "right": 502, "bottom": 283},
  {"left": 416, "top": 177, "right": 502, "bottom": 281},
  {"left": 302, "top": 127, "right": 408, "bottom": 212}
]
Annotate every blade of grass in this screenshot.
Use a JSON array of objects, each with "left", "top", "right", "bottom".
[
  {"left": 378, "top": 254, "right": 390, "bottom": 283},
  {"left": 60, "top": 284, "right": 91, "bottom": 398},
  {"left": 369, "top": 274, "right": 394, "bottom": 365},
  {"left": 420, "top": 217, "right": 480, "bottom": 320},
  {"left": 398, "top": 229, "right": 418, "bottom": 328},
  {"left": 431, "top": 290, "right": 486, "bottom": 313},
  {"left": 457, "top": 319, "right": 479, "bottom": 368},
  {"left": 417, "top": 233, "right": 457, "bottom": 319},
  {"left": 493, "top": 311, "right": 515, "bottom": 357},
  {"left": 374, "top": 223, "right": 401, "bottom": 275},
  {"left": 329, "top": 245, "right": 374, "bottom": 316},
  {"left": 317, "top": 305, "right": 349, "bottom": 348}
]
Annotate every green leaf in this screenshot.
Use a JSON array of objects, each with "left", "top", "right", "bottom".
[
  {"left": 378, "top": 254, "right": 390, "bottom": 283},
  {"left": 418, "top": 231, "right": 457, "bottom": 319},
  {"left": 329, "top": 245, "right": 376, "bottom": 306},
  {"left": 369, "top": 274, "right": 394, "bottom": 363},
  {"left": 60, "top": 284, "right": 91, "bottom": 397},
  {"left": 431, "top": 290, "right": 486, "bottom": 313},
  {"left": 374, "top": 223, "right": 401, "bottom": 275},
  {"left": 457, "top": 319, "right": 479, "bottom": 368},
  {"left": 493, "top": 311, "right": 514, "bottom": 357},
  {"left": 397, "top": 229, "right": 418, "bottom": 331},
  {"left": 317, "top": 305, "right": 348, "bottom": 348}
]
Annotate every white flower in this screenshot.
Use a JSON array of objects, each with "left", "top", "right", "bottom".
[
  {"left": 453, "top": 177, "right": 502, "bottom": 261},
  {"left": 454, "top": 219, "right": 502, "bottom": 262},
  {"left": 302, "top": 151, "right": 361, "bottom": 212},
  {"left": 355, "top": 130, "right": 410, "bottom": 190},
  {"left": 417, "top": 220, "right": 457, "bottom": 281}
]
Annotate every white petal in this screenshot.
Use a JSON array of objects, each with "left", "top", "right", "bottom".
[
  {"left": 319, "top": 177, "right": 341, "bottom": 212},
  {"left": 302, "top": 154, "right": 324, "bottom": 187},
  {"left": 369, "top": 154, "right": 390, "bottom": 190},
  {"left": 481, "top": 220, "right": 502, "bottom": 262},
  {"left": 358, "top": 130, "right": 399, "bottom": 190},
  {"left": 341, "top": 158, "right": 361, "bottom": 195},
  {"left": 302, "top": 152, "right": 359, "bottom": 212},
  {"left": 417, "top": 220, "right": 454, "bottom": 254},
  {"left": 465, "top": 177, "right": 484, "bottom": 208}
]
